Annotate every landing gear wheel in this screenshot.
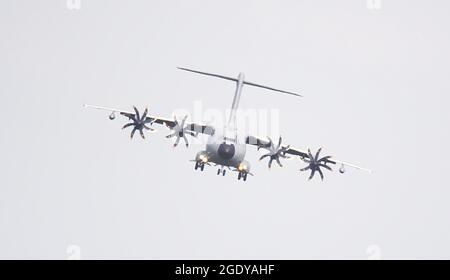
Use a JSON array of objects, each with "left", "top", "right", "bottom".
[
  {"left": 243, "top": 173, "right": 248, "bottom": 181},
  {"left": 200, "top": 164, "right": 205, "bottom": 171},
  {"left": 217, "top": 169, "right": 221, "bottom": 175},
  {"left": 222, "top": 169, "right": 226, "bottom": 176},
  {"left": 238, "top": 173, "right": 242, "bottom": 180},
  {"left": 194, "top": 162, "right": 199, "bottom": 170}
]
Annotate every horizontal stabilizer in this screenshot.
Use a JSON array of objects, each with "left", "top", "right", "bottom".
[
  {"left": 243, "top": 80, "right": 301, "bottom": 97},
  {"left": 177, "top": 67, "right": 237, "bottom": 82},
  {"left": 177, "top": 67, "right": 302, "bottom": 97}
]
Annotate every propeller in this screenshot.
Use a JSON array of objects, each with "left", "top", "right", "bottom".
[
  {"left": 300, "top": 148, "right": 333, "bottom": 180},
  {"left": 259, "top": 136, "right": 290, "bottom": 168},
  {"left": 122, "top": 106, "right": 155, "bottom": 139},
  {"left": 165, "top": 115, "right": 198, "bottom": 147}
]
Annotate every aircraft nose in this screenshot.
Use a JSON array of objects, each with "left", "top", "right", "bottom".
[{"left": 218, "top": 143, "right": 235, "bottom": 160}]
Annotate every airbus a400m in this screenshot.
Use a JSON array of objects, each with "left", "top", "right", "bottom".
[{"left": 85, "top": 67, "right": 370, "bottom": 181}]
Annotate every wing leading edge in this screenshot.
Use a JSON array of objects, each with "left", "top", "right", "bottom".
[
  {"left": 84, "top": 104, "right": 216, "bottom": 136},
  {"left": 245, "top": 135, "right": 371, "bottom": 179}
]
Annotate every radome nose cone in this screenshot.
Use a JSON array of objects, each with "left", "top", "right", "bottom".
[{"left": 218, "top": 143, "right": 235, "bottom": 160}]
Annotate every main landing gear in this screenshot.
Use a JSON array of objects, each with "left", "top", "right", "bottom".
[
  {"left": 194, "top": 161, "right": 249, "bottom": 181},
  {"left": 237, "top": 172, "right": 248, "bottom": 181},
  {"left": 194, "top": 161, "right": 205, "bottom": 171}
]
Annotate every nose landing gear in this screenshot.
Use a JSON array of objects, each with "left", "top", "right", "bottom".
[
  {"left": 237, "top": 172, "right": 248, "bottom": 181},
  {"left": 217, "top": 166, "right": 226, "bottom": 176},
  {"left": 194, "top": 161, "right": 205, "bottom": 171}
]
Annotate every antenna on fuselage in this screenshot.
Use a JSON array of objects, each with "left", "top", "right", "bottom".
[{"left": 177, "top": 67, "right": 302, "bottom": 125}]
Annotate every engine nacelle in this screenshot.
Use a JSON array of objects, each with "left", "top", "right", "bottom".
[{"left": 109, "top": 112, "right": 116, "bottom": 120}]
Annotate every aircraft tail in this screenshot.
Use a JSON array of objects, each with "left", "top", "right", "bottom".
[{"left": 177, "top": 67, "right": 301, "bottom": 126}]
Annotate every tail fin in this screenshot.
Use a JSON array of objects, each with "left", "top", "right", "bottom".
[{"left": 177, "top": 67, "right": 302, "bottom": 97}]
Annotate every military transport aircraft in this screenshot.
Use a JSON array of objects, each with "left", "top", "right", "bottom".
[{"left": 84, "top": 67, "right": 371, "bottom": 181}]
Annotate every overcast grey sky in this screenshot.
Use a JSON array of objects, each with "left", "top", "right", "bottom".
[{"left": 1, "top": 0, "right": 450, "bottom": 259}]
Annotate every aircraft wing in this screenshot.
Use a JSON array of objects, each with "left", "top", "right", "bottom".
[
  {"left": 84, "top": 104, "right": 215, "bottom": 135},
  {"left": 245, "top": 135, "right": 371, "bottom": 178}
]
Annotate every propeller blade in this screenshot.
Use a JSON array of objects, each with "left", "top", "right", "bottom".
[
  {"left": 276, "top": 157, "right": 283, "bottom": 167},
  {"left": 122, "top": 123, "right": 134, "bottom": 129},
  {"left": 315, "top": 148, "right": 322, "bottom": 162},
  {"left": 143, "top": 124, "right": 154, "bottom": 131},
  {"left": 141, "top": 108, "right": 148, "bottom": 121},
  {"left": 277, "top": 136, "right": 282, "bottom": 150},
  {"left": 181, "top": 115, "right": 188, "bottom": 127},
  {"left": 173, "top": 136, "right": 181, "bottom": 147},
  {"left": 130, "top": 127, "right": 137, "bottom": 139},
  {"left": 308, "top": 149, "right": 313, "bottom": 160},
  {"left": 267, "top": 137, "right": 274, "bottom": 151},
  {"left": 319, "top": 163, "right": 333, "bottom": 171},
  {"left": 139, "top": 129, "right": 145, "bottom": 139},
  {"left": 300, "top": 166, "right": 310, "bottom": 172},
  {"left": 318, "top": 168, "right": 324, "bottom": 180},
  {"left": 259, "top": 154, "right": 270, "bottom": 161},
  {"left": 309, "top": 169, "right": 316, "bottom": 180},
  {"left": 133, "top": 106, "right": 140, "bottom": 120},
  {"left": 319, "top": 155, "right": 333, "bottom": 163},
  {"left": 182, "top": 135, "right": 189, "bottom": 147}
]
